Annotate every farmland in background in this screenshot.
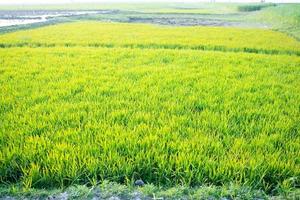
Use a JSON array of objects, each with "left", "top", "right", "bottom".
[{"left": 0, "top": 3, "right": 299, "bottom": 39}]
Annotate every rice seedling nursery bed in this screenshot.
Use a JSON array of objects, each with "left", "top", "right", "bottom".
[{"left": 0, "top": 22, "right": 299, "bottom": 199}]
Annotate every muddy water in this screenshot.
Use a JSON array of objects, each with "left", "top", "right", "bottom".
[
  {"left": 0, "top": 10, "right": 103, "bottom": 27},
  {"left": 0, "top": 18, "right": 46, "bottom": 27}
]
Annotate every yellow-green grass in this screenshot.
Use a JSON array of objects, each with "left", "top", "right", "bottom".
[
  {"left": 0, "top": 22, "right": 299, "bottom": 55},
  {"left": 0, "top": 22, "right": 300, "bottom": 192},
  {"left": 0, "top": 44, "right": 300, "bottom": 191}
]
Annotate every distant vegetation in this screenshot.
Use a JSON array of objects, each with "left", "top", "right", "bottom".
[
  {"left": 249, "top": 4, "right": 300, "bottom": 40},
  {"left": 237, "top": 3, "right": 276, "bottom": 12}
]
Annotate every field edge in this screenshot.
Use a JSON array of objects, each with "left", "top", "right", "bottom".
[{"left": 1, "top": 181, "right": 300, "bottom": 200}]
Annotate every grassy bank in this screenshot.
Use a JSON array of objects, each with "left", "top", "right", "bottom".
[
  {"left": 246, "top": 4, "right": 300, "bottom": 40},
  {"left": 1, "top": 181, "right": 300, "bottom": 199}
]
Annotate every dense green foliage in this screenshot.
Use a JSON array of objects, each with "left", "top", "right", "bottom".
[
  {"left": 0, "top": 22, "right": 299, "bottom": 55},
  {"left": 0, "top": 22, "right": 299, "bottom": 193}
]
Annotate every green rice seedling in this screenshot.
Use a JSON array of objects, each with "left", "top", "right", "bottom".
[
  {"left": 0, "top": 22, "right": 299, "bottom": 55},
  {"left": 0, "top": 22, "right": 299, "bottom": 195}
]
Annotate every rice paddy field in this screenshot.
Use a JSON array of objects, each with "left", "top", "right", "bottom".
[{"left": 0, "top": 3, "right": 300, "bottom": 200}]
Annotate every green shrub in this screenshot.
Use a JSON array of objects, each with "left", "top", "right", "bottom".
[{"left": 238, "top": 3, "right": 276, "bottom": 12}]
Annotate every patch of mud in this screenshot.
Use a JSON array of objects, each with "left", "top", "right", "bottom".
[
  {"left": 0, "top": 9, "right": 270, "bottom": 30},
  {"left": 126, "top": 16, "right": 263, "bottom": 27},
  {"left": 47, "top": 192, "right": 69, "bottom": 200}
]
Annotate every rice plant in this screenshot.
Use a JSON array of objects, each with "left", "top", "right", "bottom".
[{"left": 0, "top": 23, "right": 299, "bottom": 194}]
